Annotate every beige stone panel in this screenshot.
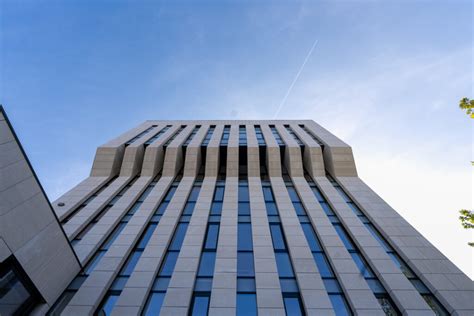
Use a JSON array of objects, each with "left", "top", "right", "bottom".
[
  {"left": 183, "top": 125, "right": 209, "bottom": 177},
  {"left": 162, "top": 125, "right": 195, "bottom": 177},
  {"left": 275, "top": 124, "right": 304, "bottom": 177},
  {"left": 205, "top": 125, "right": 223, "bottom": 177},
  {"left": 260, "top": 124, "right": 282, "bottom": 177},
  {"left": 291, "top": 123, "right": 325, "bottom": 177}
]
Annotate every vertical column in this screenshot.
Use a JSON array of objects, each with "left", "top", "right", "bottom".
[
  {"left": 291, "top": 177, "right": 384, "bottom": 314},
  {"left": 336, "top": 176, "right": 473, "bottom": 314},
  {"left": 290, "top": 123, "right": 325, "bottom": 177},
  {"left": 141, "top": 125, "right": 181, "bottom": 177},
  {"left": 246, "top": 124, "right": 260, "bottom": 177},
  {"left": 260, "top": 125, "right": 281, "bottom": 177},
  {"left": 91, "top": 122, "right": 153, "bottom": 177},
  {"left": 205, "top": 125, "right": 224, "bottom": 177},
  {"left": 162, "top": 125, "right": 195, "bottom": 177},
  {"left": 270, "top": 177, "right": 334, "bottom": 314},
  {"left": 183, "top": 125, "right": 209, "bottom": 177},
  {"left": 208, "top": 178, "right": 238, "bottom": 315},
  {"left": 314, "top": 176, "right": 434, "bottom": 314},
  {"left": 159, "top": 177, "right": 216, "bottom": 315},
  {"left": 249, "top": 177, "right": 286, "bottom": 315},
  {"left": 275, "top": 124, "right": 304, "bottom": 177}
]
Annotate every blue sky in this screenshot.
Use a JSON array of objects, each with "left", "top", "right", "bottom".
[{"left": 1, "top": 1, "right": 472, "bottom": 277}]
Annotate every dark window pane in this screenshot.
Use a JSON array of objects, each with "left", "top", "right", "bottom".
[
  {"left": 183, "top": 202, "right": 196, "bottom": 215},
  {"left": 164, "top": 186, "right": 177, "bottom": 201},
  {"left": 238, "top": 202, "right": 250, "bottom": 216},
  {"left": 190, "top": 295, "right": 210, "bottom": 316},
  {"left": 280, "top": 278, "right": 299, "bottom": 293},
  {"left": 160, "top": 252, "right": 179, "bottom": 276},
  {"left": 238, "top": 223, "right": 253, "bottom": 251},
  {"left": 323, "top": 278, "right": 342, "bottom": 294},
  {"left": 188, "top": 187, "right": 201, "bottom": 202},
  {"left": 387, "top": 253, "right": 415, "bottom": 278},
  {"left": 265, "top": 202, "right": 278, "bottom": 215},
  {"left": 98, "top": 293, "right": 119, "bottom": 316},
  {"left": 155, "top": 202, "right": 168, "bottom": 215},
  {"left": 301, "top": 223, "right": 322, "bottom": 252},
  {"left": 237, "top": 277, "right": 256, "bottom": 292},
  {"left": 275, "top": 252, "right": 294, "bottom": 278},
  {"left": 310, "top": 187, "right": 325, "bottom": 202},
  {"left": 121, "top": 251, "right": 141, "bottom": 276},
  {"left": 422, "top": 295, "right": 449, "bottom": 315},
  {"left": 350, "top": 253, "right": 374, "bottom": 278},
  {"left": 262, "top": 187, "right": 273, "bottom": 201},
  {"left": 376, "top": 295, "right": 399, "bottom": 316},
  {"left": 367, "top": 279, "right": 386, "bottom": 294},
  {"left": 238, "top": 186, "right": 249, "bottom": 202},
  {"left": 137, "top": 224, "right": 157, "bottom": 249},
  {"left": 110, "top": 277, "right": 127, "bottom": 291},
  {"left": 319, "top": 202, "right": 334, "bottom": 215},
  {"left": 313, "top": 253, "right": 334, "bottom": 278},
  {"left": 194, "top": 277, "right": 213, "bottom": 292},
  {"left": 286, "top": 187, "right": 300, "bottom": 202},
  {"left": 143, "top": 292, "right": 165, "bottom": 316},
  {"left": 237, "top": 252, "right": 255, "bottom": 277},
  {"left": 270, "top": 224, "right": 286, "bottom": 251},
  {"left": 169, "top": 223, "right": 188, "bottom": 250},
  {"left": 236, "top": 294, "right": 257, "bottom": 316},
  {"left": 197, "top": 252, "right": 216, "bottom": 277},
  {"left": 410, "top": 279, "right": 430, "bottom": 294},
  {"left": 293, "top": 202, "right": 306, "bottom": 216},
  {"left": 333, "top": 224, "right": 356, "bottom": 251},
  {"left": 204, "top": 224, "right": 219, "bottom": 250},
  {"left": 210, "top": 202, "right": 223, "bottom": 215},
  {"left": 329, "top": 294, "right": 351, "bottom": 316},
  {"left": 152, "top": 277, "right": 170, "bottom": 291},
  {"left": 283, "top": 296, "right": 304, "bottom": 316},
  {"left": 214, "top": 187, "right": 225, "bottom": 201}
]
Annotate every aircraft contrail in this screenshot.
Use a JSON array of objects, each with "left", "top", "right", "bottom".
[{"left": 273, "top": 38, "right": 319, "bottom": 119}]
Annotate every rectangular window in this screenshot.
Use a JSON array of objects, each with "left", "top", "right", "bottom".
[
  {"left": 169, "top": 223, "right": 189, "bottom": 250},
  {"left": 201, "top": 125, "right": 216, "bottom": 147},
  {"left": 275, "top": 252, "right": 295, "bottom": 278},
  {"left": 190, "top": 294, "right": 210, "bottom": 316},
  {"left": 204, "top": 224, "right": 219, "bottom": 250},
  {"left": 283, "top": 295, "right": 304, "bottom": 316},
  {"left": 237, "top": 252, "right": 255, "bottom": 277},
  {"left": 197, "top": 252, "right": 216, "bottom": 277},
  {"left": 220, "top": 125, "right": 231, "bottom": 146},
  {"left": 237, "top": 223, "right": 253, "bottom": 251},
  {"left": 236, "top": 293, "right": 257, "bottom": 316},
  {"left": 269, "top": 224, "right": 286, "bottom": 251}
]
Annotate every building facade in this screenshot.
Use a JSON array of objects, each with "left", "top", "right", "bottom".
[{"left": 1, "top": 110, "right": 472, "bottom": 315}]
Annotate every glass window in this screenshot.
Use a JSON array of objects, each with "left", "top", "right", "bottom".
[
  {"left": 237, "top": 252, "right": 255, "bottom": 277},
  {"left": 333, "top": 224, "right": 356, "bottom": 251},
  {"left": 286, "top": 187, "right": 300, "bottom": 202},
  {"left": 164, "top": 186, "right": 177, "bottom": 201},
  {"left": 210, "top": 202, "right": 223, "bottom": 215},
  {"left": 190, "top": 294, "right": 210, "bottom": 316},
  {"left": 283, "top": 296, "right": 304, "bottom": 316},
  {"left": 84, "top": 250, "right": 106, "bottom": 274},
  {"left": 194, "top": 277, "right": 213, "bottom": 292},
  {"left": 265, "top": 202, "right": 278, "bottom": 216},
  {"left": 143, "top": 292, "right": 165, "bottom": 316},
  {"left": 137, "top": 223, "right": 157, "bottom": 249},
  {"left": 292, "top": 202, "right": 306, "bottom": 216},
  {"left": 347, "top": 202, "right": 363, "bottom": 215},
  {"left": 214, "top": 187, "right": 225, "bottom": 201},
  {"left": 329, "top": 294, "right": 351, "bottom": 316},
  {"left": 323, "top": 278, "right": 342, "bottom": 293},
  {"left": 422, "top": 295, "right": 448, "bottom": 315},
  {"left": 97, "top": 293, "right": 119, "bottom": 315},
  {"left": 367, "top": 279, "right": 386, "bottom": 294},
  {"left": 138, "top": 186, "right": 154, "bottom": 202},
  {"left": 197, "top": 252, "right": 216, "bottom": 277},
  {"left": 364, "top": 224, "right": 392, "bottom": 252},
  {"left": 236, "top": 293, "right": 257, "bottom": 316},
  {"left": 204, "top": 224, "right": 219, "bottom": 250},
  {"left": 269, "top": 224, "right": 286, "bottom": 251},
  {"left": 319, "top": 202, "right": 334, "bottom": 215},
  {"left": 301, "top": 223, "right": 322, "bottom": 252},
  {"left": 275, "top": 252, "right": 294, "bottom": 278},
  {"left": 387, "top": 253, "right": 415, "bottom": 278},
  {"left": 188, "top": 187, "right": 201, "bottom": 201},
  {"left": 349, "top": 253, "right": 374, "bottom": 278},
  {"left": 155, "top": 202, "right": 168, "bottom": 215},
  {"left": 102, "top": 223, "right": 126, "bottom": 249},
  {"left": 169, "top": 223, "right": 188, "bottom": 250},
  {"left": 237, "top": 277, "right": 256, "bottom": 292},
  {"left": 152, "top": 277, "right": 170, "bottom": 291},
  {"left": 238, "top": 223, "right": 253, "bottom": 251},
  {"left": 182, "top": 202, "right": 196, "bottom": 215},
  {"left": 238, "top": 186, "right": 249, "bottom": 201},
  {"left": 313, "top": 253, "right": 334, "bottom": 278},
  {"left": 279, "top": 278, "right": 299, "bottom": 293},
  {"left": 160, "top": 252, "right": 179, "bottom": 276},
  {"left": 121, "top": 251, "right": 141, "bottom": 276},
  {"left": 238, "top": 202, "right": 250, "bottom": 216},
  {"left": 128, "top": 202, "right": 142, "bottom": 215},
  {"left": 310, "top": 187, "right": 325, "bottom": 202},
  {"left": 376, "top": 295, "right": 399, "bottom": 316},
  {"left": 262, "top": 187, "right": 273, "bottom": 201}
]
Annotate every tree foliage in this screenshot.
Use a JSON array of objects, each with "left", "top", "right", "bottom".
[
  {"left": 458, "top": 210, "right": 474, "bottom": 247},
  {"left": 459, "top": 97, "right": 474, "bottom": 118}
]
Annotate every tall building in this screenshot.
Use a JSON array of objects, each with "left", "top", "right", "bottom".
[{"left": 1, "top": 108, "right": 472, "bottom": 315}]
